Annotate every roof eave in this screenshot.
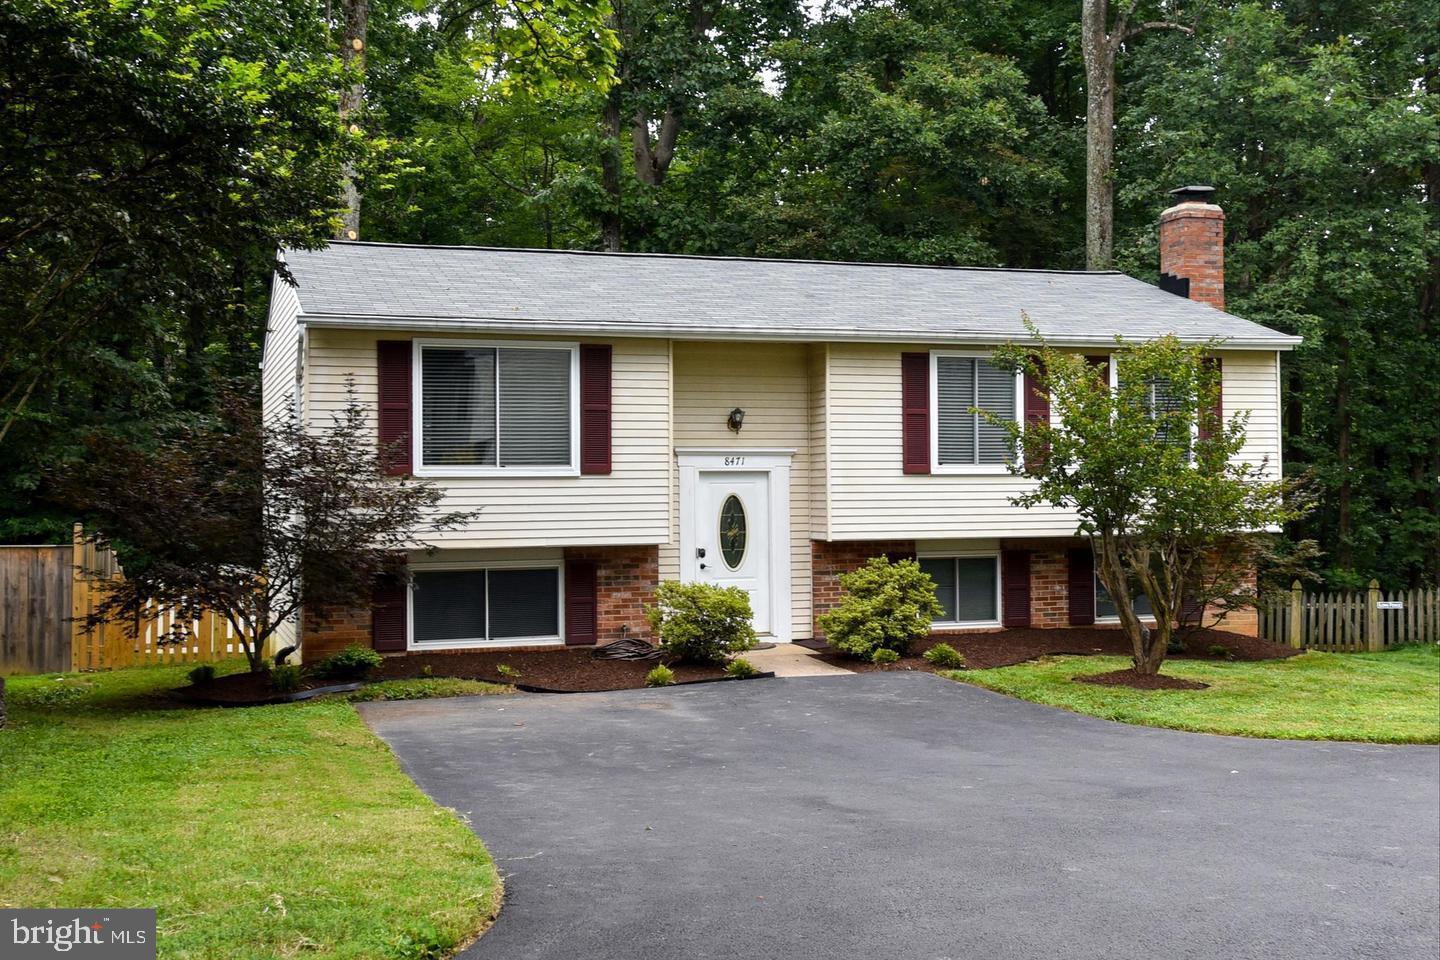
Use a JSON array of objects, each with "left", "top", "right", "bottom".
[{"left": 296, "top": 312, "right": 1302, "bottom": 350}]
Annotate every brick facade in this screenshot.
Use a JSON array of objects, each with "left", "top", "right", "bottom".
[
  {"left": 811, "top": 539, "right": 917, "bottom": 638},
  {"left": 301, "top": 602, "right": 371, "bottom": 664},
  {"left": 1159, "top": 199, "right": 1225, "bottom": 311},
  {"left": 1029, "top": 550, "right": 1069, "bottom": 628},
  {"left": 563, "top": 545, "right": 660, "bottom": 644}
]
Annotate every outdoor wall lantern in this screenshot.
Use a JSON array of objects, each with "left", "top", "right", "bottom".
[{"left": 727, "top": 407, "right": 746, "bottom": 432}]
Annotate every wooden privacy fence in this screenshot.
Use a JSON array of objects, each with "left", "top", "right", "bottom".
[
  {"left": 0, "top": 524, "right": 256, "bottom": 674},
  {"left": 1259, "top": 580, "right": 1439, "bottom": 652}
]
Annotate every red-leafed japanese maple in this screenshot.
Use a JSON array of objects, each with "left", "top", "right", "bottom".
[{"left": 58, "top": 383, "right": 471, "bottom": 673}]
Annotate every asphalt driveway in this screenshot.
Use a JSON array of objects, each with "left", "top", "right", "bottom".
[{"left": 360, "top": 673, "right": 1440, "bottom": 960}]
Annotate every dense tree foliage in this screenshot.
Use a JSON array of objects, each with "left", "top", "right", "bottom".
[{"left": 1, "top": 0, "right": 1434, "bottom": 591}]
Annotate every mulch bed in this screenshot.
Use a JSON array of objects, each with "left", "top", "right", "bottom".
[
  {"left": 173, "top": 671, "right": 363, "bottom": 706},
  {"left": 1076, "top": 669, "right": 1209, "bottom": 691},
  {"left": 372, "top": 647, "right": 734, "bottom": 693},
  {"left": 812, "top": 626, "right": 1296, "bottom": 675}
]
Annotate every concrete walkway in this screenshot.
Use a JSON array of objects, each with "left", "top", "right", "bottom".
[
  {"left": 744, "top": 643, "right": 853, "bottom": 677},
  {"left": 362, "top": 673, "right": 1440, "bottom": 960}
]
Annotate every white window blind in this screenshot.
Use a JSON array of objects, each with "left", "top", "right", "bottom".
[
  {"left": 936, "top": 356, "right": 1015, "bottom": 466},
  {"left": 420, "top": 345, "right": 571, "bottom": 468}
]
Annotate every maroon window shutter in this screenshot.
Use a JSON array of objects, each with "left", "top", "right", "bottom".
[
  {"left": 372, "top": 573, "right": 407, "bottom": 652},
  {"left": 1198, "top": 357, "right": 1222, "bottom": 441},
  {"left": 1067, "top": 547, "right": 1095, "bottom": 626},
  {"left": 1023, "top": 359, "right": 1049, "bottom": 470},
  {"left": 580, "top": 345, "right": 612, "bottom": 475},
  {"left": 376, "top": 340, "right": 413, "bottom": 475},
  {"left": 1001, "top": 549, "right": 1032, "bottom": 627},
  {"left": 564, "top": 559, "right": 598, "bottom": 645},
  {"left": 900, "top": 352, "right": 930, "bottom": 475}
]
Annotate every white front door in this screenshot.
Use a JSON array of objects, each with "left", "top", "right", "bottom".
[{"left": 691, "top": 470, "right": 771, "bottom": 635}]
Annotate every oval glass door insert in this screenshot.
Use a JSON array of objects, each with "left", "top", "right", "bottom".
[{"left": 719, "top": 495, "right": 747, "bottom": 569}]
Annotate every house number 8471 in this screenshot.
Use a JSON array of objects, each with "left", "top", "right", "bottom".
[{"left": 723, "top": 456, "right": 746, "bottom": 466}]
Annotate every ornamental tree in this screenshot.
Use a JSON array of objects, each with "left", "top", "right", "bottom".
[
  {"left": 992, "top": 325, "right": 1308, "bottom": 675},
  {"left": 57, "top": 384, "right": 472, "bottom": 674}
]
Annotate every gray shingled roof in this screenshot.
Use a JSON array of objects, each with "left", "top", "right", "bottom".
[{"left": 282, "top": 242, "right": 1299, "bottom": 349}]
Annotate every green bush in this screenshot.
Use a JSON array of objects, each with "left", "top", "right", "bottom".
[
  {"left": 818, "top": 556, "right": 942, "bottom": 660},
  {"left": 871, "top": 648, "right": 901, "bottom": 665},
  {"left": 187, "top": 664, "right": 216, "bottom": 686},
  {"left": 313, "top": 644, "right": 383, "bottom": 681},
  {"left": 495, "top": 664, "right": 521, "bottom": 680},
  {"left": 725, "top": 658, "right": 760, "bottom": 679},
  {"left": 644, "top": 664, "right": 675, "bottom": 687},
  {"left": 1208, "top": 644, "right": 1231, "bottom": 659},
  {"left": 645, "top": 580, "right": 758, "bottom": 665},
  {"left": 268, "top": 663, "right": 304, "bottom": 694},
  {"left": 923, "top": 643, "right": 966, "bottom": 670}
]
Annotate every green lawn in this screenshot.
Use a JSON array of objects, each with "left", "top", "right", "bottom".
[
  {"left": 945, "top": 644, "right": 1440, "bottom": 744},
  {"left": 0, "top": 662, "right": 510, "bottom": 959}
]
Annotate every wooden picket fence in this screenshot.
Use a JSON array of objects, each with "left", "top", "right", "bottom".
[
  {"left": 69, "top": 525, "right": 259, "bottom": 671},
  {"left": 1259, "top": 580, "right": 1440, "bottom": 652}
]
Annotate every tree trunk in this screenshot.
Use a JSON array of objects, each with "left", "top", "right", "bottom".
[
  {"left": 1336, "top": 334, "right": 1353, "bottom": 571},
  {"left": 336, "top": 0, "right": 370, "bottom": 241},
  {"left": 600, "top": 89, "right": 623, "bottom": 252},
  {"left": 1081, "top": 0, "right": 1116, "bottom": 271}
]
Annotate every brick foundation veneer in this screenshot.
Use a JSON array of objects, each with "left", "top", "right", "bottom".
[
  {"left": 302, "top": 603, "right": 371, "bottom": 664},
  {"left": 1029, "top": 551, "right": 1069, "bottom": 628},
  {"left": 811, "top": 539, "right": 917, "bottom": 638},
  {"left": 563, "top": 545, "right": 660, "bottom": 644}
]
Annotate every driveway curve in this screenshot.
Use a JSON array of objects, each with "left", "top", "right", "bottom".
[{"left": 360, "top": 673, "right": 1439, "bottom": 960}]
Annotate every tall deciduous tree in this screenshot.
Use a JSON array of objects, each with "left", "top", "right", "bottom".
[
  {"left": 993, "top": 328, "right": 1306, "bottom": 674},
  {"left": 1080, "top": 0, "right": 1191, "bottom": 269},
  {"left": 336, "top": 0, "right": 371, "bottom": 240}
]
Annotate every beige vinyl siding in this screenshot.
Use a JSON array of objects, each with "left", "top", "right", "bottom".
[
  {"left": 305, "top": 328, "right": 671, "bottom": 547},
  {"left": 260, "top": 275, "right": 302, "bottom": 653},
  {"left": 664, "top": 341, "right": 816, "bottom": 640},
  {"left": 1222, "top": 351, "right": 1282, "bottom": 479},
  {"left": 826, "top": 343, "right": 1285, "bottom": 541},
  {"left": 809, "top": 344, "right": 830, "bottom": 539},
  {"left": 261, "top": 276, "right": 302, "bottom": 425}
]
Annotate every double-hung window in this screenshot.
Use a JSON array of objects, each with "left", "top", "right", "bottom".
[
  {"left": 932, "top": 353, "right": 1019, "bottom": 470},
  {"left": 410, "top": 566, "right": 562, "bottom": 647},
  {"left": 1094, "top": 571, "right": 1155, "bottom": 621},
  {"left": 1115, "top": 363, "right": 1192, "bottom": 458},
  {"left": 416, "top": 341, "right": 577, "bottom": 473},
  {"left": 920, "top": 555, "right": 1001, "bottom": 626}
]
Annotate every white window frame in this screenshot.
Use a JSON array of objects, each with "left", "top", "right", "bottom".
[
  {"left": 1093, "top": 568, "right": 1156, "bottom": 625},
  {"left": 1108, "top": 353, "right": 1200, "bottom": 454},
  {"left": 406, "top": 560, "right": 566, "bottom": 650},
  {"left": 411, "top": 337, "right": 581, "bottom": 478},
  {"left": 929, "top": 350, "right": 1023, "bottom": 475},
  {"left": 917, "top": 550, "right": 1003, "bottom": 629}
]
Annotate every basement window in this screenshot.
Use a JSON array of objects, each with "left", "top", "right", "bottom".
[
  {"left": 919, "top": 555, "right": 1000, "bottom": 627},
  {"left": 410, "top": 567, "right": 562, "bottom": 647},
  {"left": 1094, "top": 571, "right": 1155, "bottom": 622}
]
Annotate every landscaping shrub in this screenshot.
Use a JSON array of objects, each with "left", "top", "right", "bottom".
[
  {"left": 725, "top": 658, "right": 760, "bottom": 679},
  {"left": 818, "top": 556, "right": 942, "bottom": 660},
  {"left": 187, "top": 664, "right": 216, "bottom": 686},
  {"left": 495, "top": 664, "right": 521, "bottom": 680},
  {"left": 268, "top": 663, "right": 304, "bottom": 693},
  {"left": 924, "top": 643, "right": 966, "bottom": 670},
  {"left": 313, "top": 644, "right": 384, "bottom": 680},
  {"left": 645, "top": 664, "right": 675, "bottom": 687},
  {"left": 645, "top": 580, "right": 758, "bottom": 665},
  {"left": 871, "top": 648, "right": 900, "bottom": 665},
  {"left": 1208, "top": 644, "right": 1231, "bottom": 659}
]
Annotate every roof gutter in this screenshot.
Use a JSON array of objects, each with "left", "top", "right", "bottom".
[{"left": 296, "top": 312, "right": 1303, "bottom": 350}]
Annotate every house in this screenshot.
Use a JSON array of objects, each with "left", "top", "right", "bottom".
[{"left": 263, "top": 187, "right": 1300, "bottom": 663}]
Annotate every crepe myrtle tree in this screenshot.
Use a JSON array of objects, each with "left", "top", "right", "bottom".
[
  {"left": 989, "top": 324, "right": 1308, "bottom": 675},
  {"left": 58, "top": 381, "right": 472, "bottom": 674}
]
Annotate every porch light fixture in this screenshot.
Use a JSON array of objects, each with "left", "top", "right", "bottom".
[{"left": 727, "top": 407, "right": 745, "bottom": 432}]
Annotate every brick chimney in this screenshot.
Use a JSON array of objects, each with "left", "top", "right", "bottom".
[{"left": 1159, "top": 185, "right": 1225, "bottom": 311}]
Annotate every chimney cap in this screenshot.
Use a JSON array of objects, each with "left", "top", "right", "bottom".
[{"left": 1169, "top": 184, "right": 1217, "bottom": 203}]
